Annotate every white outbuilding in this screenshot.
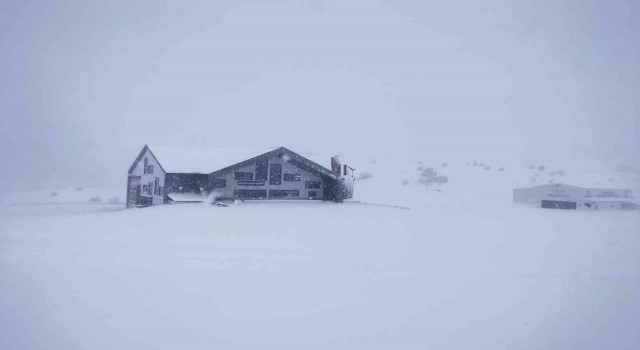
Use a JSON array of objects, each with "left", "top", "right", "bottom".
[{"left": 513, "top": 183, "right": 636, "bottom": 210}]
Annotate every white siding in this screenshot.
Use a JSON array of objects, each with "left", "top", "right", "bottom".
[
  {"left": 130, "top": 149, "right": 166, "bottom": 205},
  {"left": 513, "top": 184, "right": 585, "bottom": 204}
]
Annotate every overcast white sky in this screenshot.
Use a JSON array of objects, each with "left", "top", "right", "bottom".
[{"left": 1, "top": 0, "right": 638, "bottom": 190}]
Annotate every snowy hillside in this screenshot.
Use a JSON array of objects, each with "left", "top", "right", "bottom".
[{"left": 1, "top": 155, "right": 640, "bottom": 349}]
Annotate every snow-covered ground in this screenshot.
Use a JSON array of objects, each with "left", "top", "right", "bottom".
[{"left": 1, "top": 156, "right": 640, "bottom": 349}]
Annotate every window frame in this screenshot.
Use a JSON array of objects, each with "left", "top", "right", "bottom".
[
  {"left": 234, "top": 172, "right": 254, "bottom": 181},
  {"left": 269, "top": 190, "right": 300, "bottom": 198},
  {"left": 305, "top": 181, "right": 322, "bottom": 189},
  {"left": 255, "top": 159, "right": 268, "bottom": 181},
  {"left": 213, "top": 179, "right": 227, "bottom": 188},
  {"left": 269, "top": 164, "right": 282, "bottom": 185},
  {"left": 283, "top": 173, "right": 301, "bottom": 182}
]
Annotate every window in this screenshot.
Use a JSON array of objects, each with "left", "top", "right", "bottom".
[
  {"left": 235, "top": 172, "right": 254, "bottom": 180},
  {"left": 283, "top": 173, "right": 301, "bottom": 182},
  {"left": 308, "top": 191, "right": 317, "bottom": 198},
  {"left": 234, "top": 189, "right": 267, "bottom": 199},
  {"left": 213, "top": 179, "right": 227, "bottom": 188},
  {"left": 269, "top": 164, "right": 282, "bottom": 185},
  {"left": 148, "top": 182, "right": 153, "bottom": 195},
  {"left": 142, "top": 184, "right": 148, "bottom": 195},
  {"left": 255, "top": 159, "right": 268, "bottom": 181},
  {"left": 154, "top": 178, "right": 159, "bottom": 195},
  {"left": 269, "top": 190, "right": 299, "bottom": 198},
  {"left": 158, "top": 187, "right": 164, "bottom": 196},
  {"left": 305, "top": 181, "right": 321, "bottom": 189},
  {"left": 344, "top": 164, "right": 347, "bottom": 176},
  {"left": 148, "top": 165, "right": 154, "bottom": 174},
  {"left": 144, "top": 157, "right": 148, "bottom": 174}
]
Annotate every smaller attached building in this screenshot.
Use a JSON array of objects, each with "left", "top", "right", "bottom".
[{"left": 127, "top": 146, "right": 166, "bottom": 207}]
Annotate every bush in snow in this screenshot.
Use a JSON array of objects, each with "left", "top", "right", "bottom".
[
  {"left": 75, "top": 187, "right": 83, "bottom": 191},
  {"left": 89, "top": 196, "right": 102, "bottom": 203},
  {"left": 51, "top": 191, "right": 58, "bottom": 196},
  {"left": 402, "top": 179, "right": 409, "bottom": 185},
  {"left": 356, "top": 172, "right": 373, "bottom": 180},
  {"left": 417, "top": 166, "right": 424, "bottom": 171},
  {"left": 419, "top": 167, "right": 448, "bottom": 185},
  {"left": 441, "top": 162, "right": 448, "bottom": 167},
  {"left": 538, "top": 165, "right": 545, "bottom": 171},
  {"left": 108, "top": 197, "right": 121, "bottom": 204},
  {"left": 616, "top": 164, "right": 636, "bottom": 173},
  {"left": 498, "top": 167, "right": 505, "bottom": 172},
  {"left": 484, "top": 166, "right": 491, "bottom": 170}
]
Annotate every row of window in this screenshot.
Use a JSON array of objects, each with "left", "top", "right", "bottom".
[
  {"left": 233, "top": 189, "right": 318, "bottom": 199},
  {"left": 233, "top": 167, "right": 310, "bottom": 185},
  {"left": 141, "top": 178, "right": 163, "bottom": 196},
  {"left": 283, "top": 173, "right": 300, "bottom": 181},
  {"left": 143, "top": 157, "right": 154, "bottom": 174},
  {"left": 219, "top": 176, "right": 321, "bottom": 190}
]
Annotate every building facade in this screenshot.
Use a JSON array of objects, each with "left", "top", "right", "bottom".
[
  {"left": 513, "top": 183, "right": 636, "bottom": 210},
  {"left": 126, "top": 145, "right": 354, "bottom": 207},
  {"left": 127, "top": 147, "right": 166, "bottom": 207}
]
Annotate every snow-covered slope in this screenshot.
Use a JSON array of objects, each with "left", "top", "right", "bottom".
[{"left": 1, "top": 155, "right": 639, "bottom": 350}]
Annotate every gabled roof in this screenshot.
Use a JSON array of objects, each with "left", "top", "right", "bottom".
[
  {"left": 148, "top": 145, "right": 272, "bottom": 174},
  {"left": 129, "top": 145, "right": 340, "bottom": 179},
  {"left": 514, "top": 182, "right": 632, "bottom": 192},
  {"left": 210, "top": 147, "right": 339, "bottom": 180},
  {"left": 127, "top": 144, "right": 167, "bottom": 174}
]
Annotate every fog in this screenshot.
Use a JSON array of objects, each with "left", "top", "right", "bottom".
[{"left": 1, "top": 0, "right": 638, "bottom": 190}]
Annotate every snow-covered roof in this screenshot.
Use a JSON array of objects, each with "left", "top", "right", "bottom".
[
  {"left": 583, "top": 197, "right": 637, "bottom": 203},
  {"left": 147, "top": 145, "right": 338, "bottom": 174},
  {"left": 167, "top": 193, "right": 207, "bottom": 202}
]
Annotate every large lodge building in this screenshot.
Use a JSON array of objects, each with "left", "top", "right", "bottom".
[{"left": 127, "top": 145, "right": 355, "bottom": 207}]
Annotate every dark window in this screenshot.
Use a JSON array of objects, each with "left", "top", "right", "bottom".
[
  {"left": 269, "top": 190, "right": 300, "bottom": 198},
  {"left": 308, "top": 191, "right": 317, "bottom": 198},
  {"left": 541, "top": 200, "right": 577, "bottom": 210},
  {"left": 269, "top": 164, "right": 282, "bottom": 185},
  {"left": 235, "top": 172, "right": 254, "bottom": 180},
  {"left": 154, "top": 178, "right": 159, "bottom": 195},
  {"left": 158, "top": 187, "right": 164, "bottom": 196},
  {"left": 142, "top": 184, "right": 148, "bottom": 195},
  {"left": 149, "top": 182, "right": 153, "bottom": 195},
  {"left": 144, "top": 158, "right": 148, "bottom": 174},
  {"left": 234, "top": 189, "right": 267, "bottom": 199},
  {"left": 148, "top": 165, "right": 154, "bottom": 174},
  {"left": 305, "top": 181, "right": 321, "bottom": 189},
  {"left": 284, "top": 173, "right": 301, "bottom": 181},
  {"left": 344, "top": 164, "right": 347, "bottom": 176},
  {"left": 255, "top": 159, "right": 268, "bottom": 181},
  {"left": 213, "top": 179, "right": 227, "bottom": 188}
]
